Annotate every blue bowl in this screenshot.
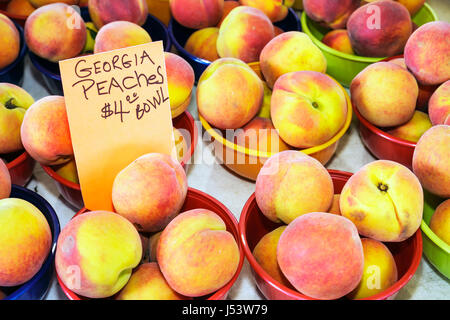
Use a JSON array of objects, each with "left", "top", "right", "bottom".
[
  {"left": 0, "top": 21, "right": 28, "bottom": 86},
  {"left": 2, "top": 185, "right": 60, "bottom": 300},
  {"left": 29, "top": 7, "right": 171, "bottom": 95},
  {"left": 168, "top": 5, "right": 301, "bottom": 81}
]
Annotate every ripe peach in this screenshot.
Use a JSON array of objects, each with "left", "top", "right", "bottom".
[
  {"left": 157, "top": 209, "right": 240, "bottom": 297},
  {"left": 273, "top": 25, "right": 284, "bottom": 36},
  {"left": 328, "top": 194, "right": 341, "bottom": 215},
  {"left": 20, "top": 96, "right": 73, "bottom": 166},
  {"left": 429, "top": 199, "right": 450, "bottom": 246},
  {"left": 341, "top": 160, "right": 423, "bottom": 242},
  {"left": 259, "top": 31, "right": 327, "bottom": 88},
  {"left": 170, "top": 0, "right": 224, "bottom": 29},
  {"left": 303, "top": 0, "right": 359, "bottom": 29},
  {"left": 29, "top": 0, "right": 79, "bottom": 7},
  {"left": 386, "top": 111, "right": 432, "bottom": 143},
  {"left": 6, "top": 0, "right": 35, "bottom": 16},
  {"left": 240, "top": 0, "right": 293, "bottom": 22},
  {"left": 428, "top": 81, "right": 450, "bottom": 125},
  {"left": 322, "top": 29, "right": 354, "bottom": 55},
  {"left": 55, "top": 211, "right": 142, "bottom": 298},
  {"left": 0, "top": 13, "right": 20, "bottom": 69},
  {"left": 93, "top": 21, "right": 152, "bottom": 54},
  {"left": 184, "top": 27, "right": 220, "bottom": 62},
  {"left": 396, "top": 0, "right": 426, "bottom": 16},
  {"left": 404, "top": 21, "right": 450, "bottom": 85},
  {"left": 255, "top": 150, "right": 334, "bottom": 224},
  {"left": 347, "top": 0, "right": 412, "bottom": 57},
  {"left": 112, "top": 153, "right": 188, "bottom": 233},
  {"left": 217, "top": 0, "right": 240, "bottom": 27},
  {"left": 52, "top": 159, "right": 79, "bottom": 184},
  {"left": 0, "top": 160, "right": 11, "bottom": 200},
  {"left": 197, "top": 58, "right": 263, "bottom": 129},
  {"left": 277, "top": 212, "right": 364, "bottom": 300},
  {"left": 412, "top": 125, "right": 450, "bottom": 198},
  {"left": 88, "top": 0, "right": 148, "bottom": 29},
  {"left": 350, "top": 62, "right": 418, "bottom": 127},
  {"left": 217, "top": 6, "right": 275, "bottom": 63},
  {"left": 24, "top": 3, "right": 86, "bottom": 62}
]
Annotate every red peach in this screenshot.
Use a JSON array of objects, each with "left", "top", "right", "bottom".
[
  {"left": 217, "top": 0, "right": 240, "bottom": 27},
  {"left": 6, "top": 0, "right": 35, "bottom": 16},
  {"left": 184, "top": 27, "right": 220, "bottom": 62},
  {"left": 303, "top": 0, "right": 360, "bottom": 29},
  {"left": 322, "top": 29, "right": 354, "bottom": 55},
  {"left": 240, "top": 0, "right": 292, "bottom": 22},
  {"left": 88, "top": 0, "right": 148, "bottom": 29},
  {"left": 0, "top": 13, "right": 20, "bottom": 69},
  {"left": 0, "top": 160, "right": 11, "bottom": 200},
  {"left": 170, "top": 0, "right": 224, "bottom": 29},
  {"left": 428, "top": 80, "right": 450, "bottom": 125}
]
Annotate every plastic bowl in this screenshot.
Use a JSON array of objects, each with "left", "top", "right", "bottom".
[
  {"left": 301, "top": 3, "right": 438, "bottom": 87},
  {"left": 0, "top": 21, "right": 27, "bottom": 86},
  {"left": 239, "top": 169, "right": 423, "bottom": 300},
  {"left": 57, "top": 187, "right": 244, "bottom": 300},
  {"left": 199, "top": 72, "right": 353, "bottom": 181},
  {"left": 0, "top": 2, "right": 29, "bottom": 27},
  {"left": 41, "top": 110, "right": 198, "bottom": 210},
  {"left": 168, "top": 3, "right": 301, "bottom": 81},
  {"left": 2, "top": 184, "right": 60, "bottom": 300},
  {"left": 420, "top": 191, "right": 450, "bottom": 279},
  {"left": 28, "top": 7, "right": 171, "bottom": 95},
  {"left": 3, "top": 150, "right": 35, "bottom": 186}
]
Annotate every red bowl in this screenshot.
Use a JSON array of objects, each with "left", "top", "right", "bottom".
[
  {"left": 239, "top": 169, "right": 423, "bottom": 300},
  {"left": 0, "top": 2, "right": 29, "bottom": 27},
  {"left": 4, "top": 150, "right": 35, "bottom": 186},
  {"left": 41, "top": 111, "right": 198, "bottom": 210},
  {"left": 57, "top": 187, "right": 245, "bottom": 300}
]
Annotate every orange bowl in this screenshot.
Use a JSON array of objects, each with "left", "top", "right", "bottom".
[{"left": 3, "top": 150, "right": 35, "bottom": 186}]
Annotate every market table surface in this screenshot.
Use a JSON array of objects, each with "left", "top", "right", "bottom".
[{"left": 19, "top": 0, "right": 449, "bottom": 300}]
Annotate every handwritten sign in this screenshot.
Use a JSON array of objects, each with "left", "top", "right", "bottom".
[{"left": 59, "top": 41, "right": 175, "bottom": 211}]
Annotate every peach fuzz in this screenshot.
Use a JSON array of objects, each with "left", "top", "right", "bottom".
[
  {"left": 234, "top": 117, "right": 290, "bottom": 154},
  {"left": 116, "top": 263, "right": 188, "bottom": 300},
  {"left": 350, "top": 62, "right": 418, "bottom": 127},
  {"left": 165, "top": 52, "right": 195, "bottom": 118},
  {"left": 340, "top": 160, "right": 423, "bottom": 242},
  {"left": 6, "top": 0, "right": 35, "bottom": 16},
  {"left": 252, "top": 226, "right": 293, "bottom": 288},
  {"left": 404, "top": 21, "right": 450, "bottom": 86},
  {"left": 255, "top": 151, "right": 334, "bottom": 224},
  {"left": 0, "top": 14, "right": 20, "bottom": 70},
  {"left": 197, "top": 58, "right": 263, "bottom": 129},
  {"left": 184, "top": 27, "right": 220, "bottom": 62},
  {"left": 322, "top": 29, "right": 354, "bottom": 55},
  {"left": 29, "top": 0, "right": 79, "bottom": 7},
  {"left": 88, "top": 0, "right": 148, "bottom": 29},
  {"left": 240, "top": 0, "right": 292, "bottom": 22},
  {"left": 259, "top": 31, "right": 327, "bottom": 88},
  {"left": 157, "top": 209, "right": 240, "bottom": 297},
  {"left": 271, "top": 71, "right": 348, "bottom": 148},
  {"left": 112, "top": 153, "right": 187, "bottom": 233},
  {"left": 328, "top": 194, "right": 341, "bottom": 215},
  {"left": 20, "top": 96, "right": 73, "bottom": 166},
  {"left": 347, "top": 0, "right": 412, "bottom": 57},
  {"left": 94, "top": 21, "right": 152, "bottom": 54},
  {"left": 24, "top": 3, "right": 86, "bottom": 62},
  {"left": 217, "top": 0, "right": 240, "bottom": 27},
  {"left": 386, "top": 111, "right": 432, "bottom": 143},
  {"left": 303, "top": 0, "right": 359, "bottom": 29},
  {"left": 412, "top": 125, "right": 450, "bottom": 198},
  {"left": 347, "top": 238, "right": 398, "bottom": 300},
  {"left": 429, "top": 199, "right": 450, "bottom": 246},
  {"left": 0, "top": 198, "right": 52, "bottom": 287},
  {"left": 170, "top": 0, "right": 224, "bottom": 29},
  {"left": 277, "top": 212, "right": 364, "bottom": 300},
  {"left": 428, "top": 81, "right": 450, "bottom": 125},
  {"left": 217, "top": 6, "right": 275, "bottom": 63},
  {"left": 0, "top": 160, "right": 11, "bottom": 200}
]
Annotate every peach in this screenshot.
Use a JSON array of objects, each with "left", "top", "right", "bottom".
[
  {"left": 428, "top": 81, "right": 450, "bottom": 125},
  {"left": 170, "top": 0, "right": 224, "bottom": 29},
  {"left": 29, "top": 0, "right": 79, "bottom": 7},
  {"left": 197, "top": 58, "right": 263, "bottom": 129},
  {"left": 0, "top": 159, "right": 11, "bottom": 200},
  {"left": 112, "top": 153, "right": 188, "bottom": 233},
  {"left": 6, "top": 0, "right": 35, "bottom": 16},
  {"left": 256, "top": 82, "right": 272, "bottom": 119},
  {"left": 273, "top": 25, "right": 284, "bottom": 36},
  {"left": 146, "top": 0, "right": 171, "bottom": 26},
  {"left": 88, "top": 0, "right": 148, "bottom": 29},
  {"left": 55, "top": 211, "right": 142, "bottom": 298},
  {"left": 429, "top": 199, "right": 450, "bottom": 246},
  {"left": 341, "top": 160, "right": 423, "bottom": 242},
  {"left": 412, "top": 125, "right": 450, "bottom": 198},
  {"left": 217, "top": 6, "right": 275, "bottom": 63},
  {"left": 93, "top": 21, "right": 152, "bottom": 54},
  {"left": 396, "top": 0, "right": 426, "bottom": 16},
  {"left": 234, "top": 117, "right": 290, "bottom": 154},
  {"left": 24, "top": 3, "right": 86, "bottom": 62},
  {"left": 148, "top": 231, "right": 161, "bottom": 262},
  {"left": 347, "top": 0, "right": 412, "bottom": 57},
  {"left": 217, "top": 0, "right": 240, "bottom": 27},
  {"left": 116, "top": 263, "right": 188, "bottom": 300},
  {"left": 255, "top": 150, "right": 334, "bottom": 224},
  {"left": 389, "top": 57, "right": 407, "bottom": 69},
  {"left": 157, "top": 209, "right": 240, "bottom": 297},
  {"left": 0, "top": 198, "right": 52, "bottom": 287},
  {"left": 386, "top": 111, "right": 432, "bottom": 143},
  {"left": 347, "top": 238, "right": 398, "bottom": 299},
  {"left": 328, "top": 194, "right": 341, "bottom": 215},
  {"left": 240, "top": 0, "right": 293, "bottom": 22},
  {"left": 404, "top": 21, "right": 450, "bottom": 85},
  {"left": 322, "top": 29, "right": 354, "bottom": 55},
  {"left": 20, "top": 96, "right": 73, "bottom": 166},
  {"left": 350, "top": 62, "right": 418, "bottom": 127},
  {"left": 259, "top": 31, "right": 327, "bottom": 88},
  {"left": 271, "top": 71, "right": 348, "bottom": 148},
  {"left": 82, "top": 22, "right": 98, "bottom": 54},
  {"left": 165, "top": 52, "right": 195, "bottom": 118},
  {"left": 184, "top": 27, "right": 220, "bottom": 62},
  {"left": 0, "top": 14, "right": 20, "bottom": 70},
  {"left": 52, "top": 159, "right": 79, "bottom": 184},
  {"left": 277, "top": 212, "right": 364, "bottom": 300},
  {"left": 303, "top": 0, "right": 359, "bottom": 29},
  {"left": 173, "top": 128, "right": 188, "bottom": 164}
]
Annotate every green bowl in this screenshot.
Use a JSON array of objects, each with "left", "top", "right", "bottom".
[
  {"left": 421, "top": 190, "right": 450, "bottom": 279},
  {"left": 300, "top": 3, "right": 438, "bottom": 87}
]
